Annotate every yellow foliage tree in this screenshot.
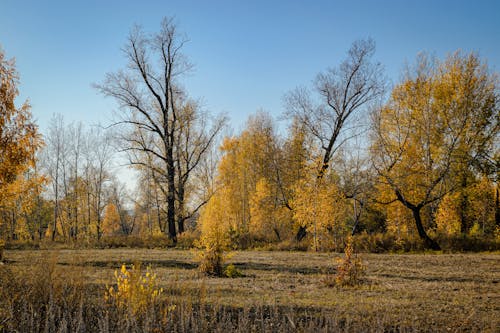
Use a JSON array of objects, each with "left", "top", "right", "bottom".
[
  {"left": 436, "top": 177, "right": 496, "bottom": 236},
  {"left": 0, "top": 48, "right": 43, "bottom": 241},
  {"left": 215, "top": 112, "right": 288, "bottom": 243},
  {"left": 249, "top": 178, "right": 291, "bottom": 242},
  {"left": 103, "top": 203, "right": 121, "bottom": 236},
  {"left": 372, "top": 52, "right": 498, "bottom": 249},
  {"left": 291, "top": 158, "right": 348, "bottom": 250}
]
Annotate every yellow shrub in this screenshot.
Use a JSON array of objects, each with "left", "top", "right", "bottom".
[
  {"left": 197, "top": 189, "right": 233, "bottom": 276},
  {"left": 105, "top": 263, "right": 164, "bottom": 316}
]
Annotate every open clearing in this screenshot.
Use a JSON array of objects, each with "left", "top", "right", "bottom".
[{"left": 4, "top": 249, "right": 500, "bottom": 331}]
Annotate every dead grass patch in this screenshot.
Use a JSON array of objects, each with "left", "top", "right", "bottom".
[{"left": 2, "top": 249, "right": 498, "bottom": 332}]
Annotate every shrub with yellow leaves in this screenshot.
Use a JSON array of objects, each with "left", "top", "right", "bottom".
[
  {"left": 105, "top": 263, "right": 164, "bottom": 316},
  {"left": 196, "top": 188, "right": 234, "bottom": 276}
]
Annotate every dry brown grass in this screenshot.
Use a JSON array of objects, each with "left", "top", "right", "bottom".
[{"left": 1, "top": 249, "right": 499, "bottom": 332}]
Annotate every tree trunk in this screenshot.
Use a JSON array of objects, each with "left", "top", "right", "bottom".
[
  {"left": 411, "top": 207, "right": 440, "bottom": 250},
  {"left": 495, "top": 185, "right": 500, "bottom": 228},
  {"left": 52, "top": 172, "right": 58, "bottom": 241},
  {"left": 52, "top": 202, "right": 58, "bottom": 241},
  {"left": 96, "top": 221, "right": 101, "bottom": 241},
  {"left": 273, "top": 228, "right": 281, "bottom": 241},
  {"left": 296, "top": 225, "right": 307, "bottom": 241},
  {"left": 166, "top": 149, "right": 177, "bottom": 244},
  {"left": 459, "top": 174, "right": 468, "bottom": 233},
  {"left": 351, "top": 200, "right": 363, "bottom": 236},
  {"left": 177, "top": 184, "right": 185, "bottom": 234}
]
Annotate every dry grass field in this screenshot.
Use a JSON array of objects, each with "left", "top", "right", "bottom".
[{"left": 1, "top": 249, "right": 499, "bottom": 332}]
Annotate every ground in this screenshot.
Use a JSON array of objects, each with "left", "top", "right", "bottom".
[{"left": 3, "top": 249, "right": 500, "bottom": 331}]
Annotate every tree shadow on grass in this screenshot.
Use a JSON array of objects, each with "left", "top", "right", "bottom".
[
  {"left": 58, "top": 259, "right": 322, "bottom": 274},
  {"left": 59, "top": 259, "right": 198, "bottom": 270},
  {"left": 231, "top": 262, "right": 322, "bottom": 275},
  {"left": 375, "top": 273, "right": 492, "bottom": 284}
]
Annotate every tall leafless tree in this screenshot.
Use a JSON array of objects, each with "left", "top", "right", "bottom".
[
  {"left": 87, "top": 126, "right": 114, "bottom": 240},
  {"left": 96, "top": 18, "right": 225, "bottom": 243},
  {"left": 44, "top": 114, "right": 65, "bottom": 241}
]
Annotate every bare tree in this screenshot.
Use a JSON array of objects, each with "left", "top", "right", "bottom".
[
  {"left": 334, "top": 140, "right": 375, "bottom": 235},
  {"left": 285, "top": 39, "right": 386, "bottom": 240},
  {"left": 44, "top": 114, "right": 66, "bottom": 241},
  {"left": 174, "top": 102, "right": 227, "bottom": 233},
  {"left": 67, "top": 121, "right": 84, "bottom": 240},
  {"left": 109, "top": 177, "right": 135, "bottom": 235},
  {"left": 96, "top": 18, "right": 190, "bottom": 243},
  {"left": 96, "top": 18, "right": 224, "bottom": 242},
  {"left": 87, "top": 126, "right": 114, "bottom": 240}
]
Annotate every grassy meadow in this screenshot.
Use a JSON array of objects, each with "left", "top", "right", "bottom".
[{"left": 1, "top": 248, "right": 498, "bottom": 332}]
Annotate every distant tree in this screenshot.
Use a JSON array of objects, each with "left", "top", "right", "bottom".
[
  {"left": 213, "top": 112, "right": 288, "bottom": 244},
  {"left": 43, "top": 114, "right": 65, "bottom": 240},
  {"left": 109, "top": 177, "right": 135, "bottom": 235},
  {"left": 173, "top": 101, "right": 226, "bottom": 234},
  {"left": 285, "top": 39, "right": 386, "bottom": 240},
  {"left": 87, "top": 126, "right": 114, "bottom": 240},
  {"left": 102, "top": 202, "right": 121, "bottom": 236}
]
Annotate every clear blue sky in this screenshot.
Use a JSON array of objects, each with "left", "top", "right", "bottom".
[{"left": 1, "top": 0, "right": 499, "bottom": 134}]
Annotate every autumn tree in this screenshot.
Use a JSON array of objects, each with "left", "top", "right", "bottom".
[
  {"left": 214, "top": 112, "right": 289, "bottom": 245},
  {"left": 249, "top": 177, "right": 291, "bottom": 242},
  {"left": 66, "top": 121, "right": 84, "bottom": 239},
  {"left": 435, "top": 177, "right": 497, "bottom": 236},
  {"left": 291, "top": 163, "right": 349, "bottom": 250},
  {"left": 285, "top": 39, "right": 385, "bottom": 240},
  {"left": 371, "top": 52, "right": 499, "bottom": 250},
  {"left": 102, "top": 202, "right": 121, "bottom": 236},
  {"left": 0, "top": 47, "right": 43, "bottom": 241},
  {"left": 0, "top": 168, "right": 47, "bottom": 241},
  {"left": 133, "top": 164, "right": 163, "bottom": 236},
  {"left": 97, "top": 18, "right": 224, "bottom": 243}
]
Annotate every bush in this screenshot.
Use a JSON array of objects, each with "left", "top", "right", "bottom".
[
  {"left": 352, "top": 232, "right": 426, "bottom": 253},
  {"left": 351, "top": 231, "right": 500, "bottom": 253},
  {"left": 3, "top": 239, "right": 42, "bottom": 250},
  {"left": 176, "top": 229, "right": 200, "bottom": 249},
  {"left": 105, "top": 263, "right": 165, "bottom": 316},
  {"left": 435, "top": 233, "right": 500, "bottom": 252},
  {"left": 323, "top": 236, "right": 364, "bottom": 287},
  {"left": 224, "top": 264, "right": 243, "bottom": 278},
  {"left": 98, "top": 235, "right": 174, "bottom": 249},
  {"left": 197, "top": 247, "right": 225, "bottom": 276}
]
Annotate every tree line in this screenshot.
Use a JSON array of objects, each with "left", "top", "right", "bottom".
[{"left": 1, "top": 18, "right": 498, "bottom": 251}]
